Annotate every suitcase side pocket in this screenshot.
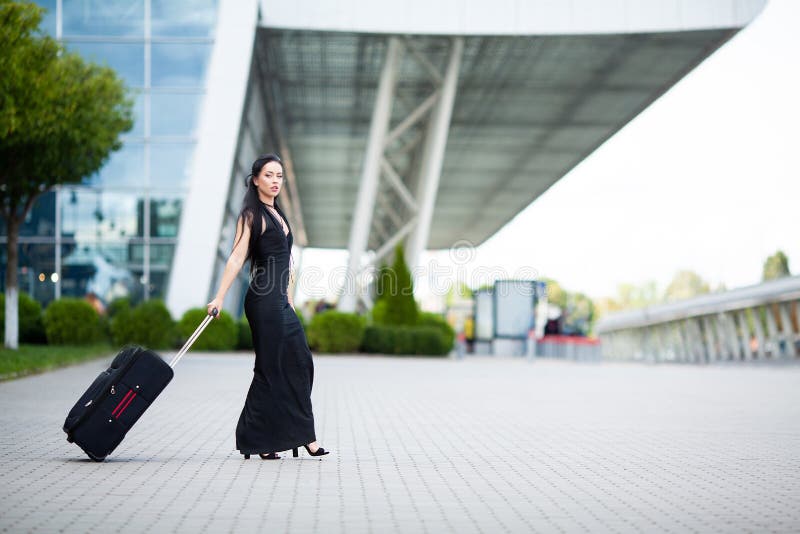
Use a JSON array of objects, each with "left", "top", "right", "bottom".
[
  {"left": 64, "top": 346, "right": 144, "bottom": 437},
  {"left": 98, "top": 384, "right": 146, "bottom": 429}
]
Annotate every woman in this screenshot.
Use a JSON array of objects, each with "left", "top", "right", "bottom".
[{"left": 206, "top": 153, "right": 329, "bottom": 460}]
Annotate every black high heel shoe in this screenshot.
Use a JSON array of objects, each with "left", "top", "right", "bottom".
[
  {"left": 292, "top": 444, "right": 330, "bottom": 457},
  {"left": 242, "top": 452, "right": 281, "bottom": 460}
]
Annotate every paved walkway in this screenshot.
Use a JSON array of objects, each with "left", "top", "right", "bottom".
[{"left": 1, "top": 353, "right": 799, "bottom": 533}]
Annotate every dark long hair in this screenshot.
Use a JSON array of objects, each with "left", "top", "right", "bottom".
[{"left": 234, "top": 153, "right": 292, "bottom": 275}]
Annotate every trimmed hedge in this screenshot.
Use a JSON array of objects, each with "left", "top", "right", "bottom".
[
  {"left": 417, "top": 312, "right": 455, "bottom": 353},
  {"left": 178, "top": 308, "right": 237, "bottom": 351},
  {"left": 306, "top": 311, "right": 365, "bottom": 353},
  {"left": 110, "top": 299, "right": 175, "bottom": 349},
  {"left": 361, "top": 325, "right": 451, "bottom": 356},
  {"left": 106, "top": 297, "right": 132, "bottom": 318},
  {"left": 0, "top": 292, "right": 46, "bottom": 344},
  {"left": 43, "top": 298, "right": 104, "bottom": 345}
]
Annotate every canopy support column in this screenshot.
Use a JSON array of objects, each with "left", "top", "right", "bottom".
[
  {"left": 405, "top": 37, "right": 463, "bottom": 272},
  {"left": 339, "top": 37, "right": 402, "bottom": 313}
]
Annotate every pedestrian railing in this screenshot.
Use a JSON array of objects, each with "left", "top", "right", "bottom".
[
  {"left": 596, "top": 276, "right": 800, "bottom": 363},
  {"left": 535, "top": 335, "right": 602, "bottom": 361}
]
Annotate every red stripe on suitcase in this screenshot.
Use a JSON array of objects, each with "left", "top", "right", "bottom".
[
  {"left": 111, "top": 390, "right": 134, "bottom": 416},
  {"left": 115, "top": 392, "right": 137, "bottom": 419}
]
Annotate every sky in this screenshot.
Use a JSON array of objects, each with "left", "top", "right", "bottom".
[{"left": 295, "top": 0, "right": 800, "bottom": 308}]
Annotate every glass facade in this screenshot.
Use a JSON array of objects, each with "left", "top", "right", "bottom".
[{"left": 0, "top": 0, "right": 219, "bottom": 307}]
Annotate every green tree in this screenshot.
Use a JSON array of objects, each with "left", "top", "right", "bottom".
[
  {"left": 1, "top": 1, "right": 133, "bottom": 348},
  {"left": 616, "top": 281, "right": 660, "bottom": 309},
  {"left": 382, "top": 243, "right": 418, "bottom": 326},
  {"left": 762, "top": 250, "right": 790, "bottom": 281},
  {"left": 664, "top": 270, "right": 710, "bottom": 302},
  {"left": 593, "top": 281, "right": 660, "bottom": 322},
  {"left": 373, "top": 260, "right": 392, "bottom": 302}
]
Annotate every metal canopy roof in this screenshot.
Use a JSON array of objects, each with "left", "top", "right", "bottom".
[{"left": 255, "top": 28, "right": 736, "bottom": 250}]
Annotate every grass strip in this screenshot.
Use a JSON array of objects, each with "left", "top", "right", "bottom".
[{"left": 0, "top": 344, "right": 113, "bottom": 381}]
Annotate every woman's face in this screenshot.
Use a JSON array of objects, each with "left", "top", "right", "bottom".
[{"left": 254, "top": 160, "right": 283, "bottom": 200}]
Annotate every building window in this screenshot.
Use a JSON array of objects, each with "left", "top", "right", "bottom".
[
  {"left": 150, "top": 142, "right": 196, "bottom": 189},
  {"left": 151, "top": 0, "right": 217, "bottom": 38},
  {"left": 66, "top": 42, "right": 146, "bottom": 88},
  {"left": 60, "top": 189, "right": 143, "bottom": 241},
  {"left": 150, "top": 196, "right": 183, "bottom": 238},
  {"left": 14, "top": 0, "right": 219, "bottom": 307},
  {"left": 0, "top": 192, "right": 56, "bottom": 238},
  {"left": 62, "top": 0, "right": 145, "bottom": 37},
  {"left": 151, "top": 43, "right": 213, "bottom": 88},
  {"left": 150, "top": 92, "right": 202, "bottom": 137},
  {"left": 84, "top": 143, "right": 146, "bottom": 189}
]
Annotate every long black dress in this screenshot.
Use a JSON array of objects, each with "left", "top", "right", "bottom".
[{"left": 235, "top": 201, "right": 317, "bottom": 455}]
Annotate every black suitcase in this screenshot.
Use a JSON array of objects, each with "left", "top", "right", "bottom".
[{"left": 63, "top": 309, "right": 216, "bottom": 461}]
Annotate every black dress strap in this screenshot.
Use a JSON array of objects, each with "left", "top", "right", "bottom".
[{"left": 260, "top": 201, "right": 290, "bottom": 237}]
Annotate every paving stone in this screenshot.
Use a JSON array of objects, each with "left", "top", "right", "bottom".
[{"left": 0, "top": 354, "right": 799, "bottom": 532}]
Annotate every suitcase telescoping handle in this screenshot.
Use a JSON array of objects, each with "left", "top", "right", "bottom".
[{"left": 168, "top": 308, "right": 218, "bottom": 368}]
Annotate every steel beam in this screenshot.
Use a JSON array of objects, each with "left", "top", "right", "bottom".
[
  {"left": 384, "top": 90, "right": 440, "bottom": 149},
  {"left": 339, "top": 37, "right": 402, "bottom": 312},
  {"left": 366, "top": 218, "right": 419, "bottom": 271},
  {"left": 380, "top": 159, "right": 418, "bottom": 211},
  {"left": 403, "top": 37, "right": 444, "bottom": 86},
  {"left": 406, "top": 37, "right": 463, "bottom": 272}
]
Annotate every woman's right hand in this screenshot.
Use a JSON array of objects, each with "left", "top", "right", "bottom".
[{"left": 207, "top": 298, "right": 222, "bottom": 318}]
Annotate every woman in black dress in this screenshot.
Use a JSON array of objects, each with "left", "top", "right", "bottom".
[{"left": 206, "top": 154, "right": 329, "bottom": 460}]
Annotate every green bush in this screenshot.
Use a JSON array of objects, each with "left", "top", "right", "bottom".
[
  {"left": 43, "top": 298, "right": 104, "bottom": 345},
  {"left": 103, "top": 297, "right": 131, "bottom": 341},
  {"left": 417, "top": 311, "right": 455, "bottom": 353},
  {"left": 0, "top": 292, "right": 46, "bottom": 344},
  {"left": 413, "top": 326, "right": 450, "bottom": 355},
  {"left": 177, "top": 308, "right": 237, "bottom": 351},
  {"left": 109, "top": 306, "right": 133, "bottom": 347},
  {"left": 306, "top": 310, "right": 365, "bottom": 353},
  {"left": 237, "top": 316, "right": 253, "bottom": 350},
  {"left": 106, "top": 297, "right": 132, "bottom": 318},
  {"left": 110, "top": 299, "right": 174, "bottom": 349},
  {"left": 362, "top": 325, "right": 398, "bottom": 354},
  {"left": 361, "top": 325, "right": 451, "bottom": 356}
]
